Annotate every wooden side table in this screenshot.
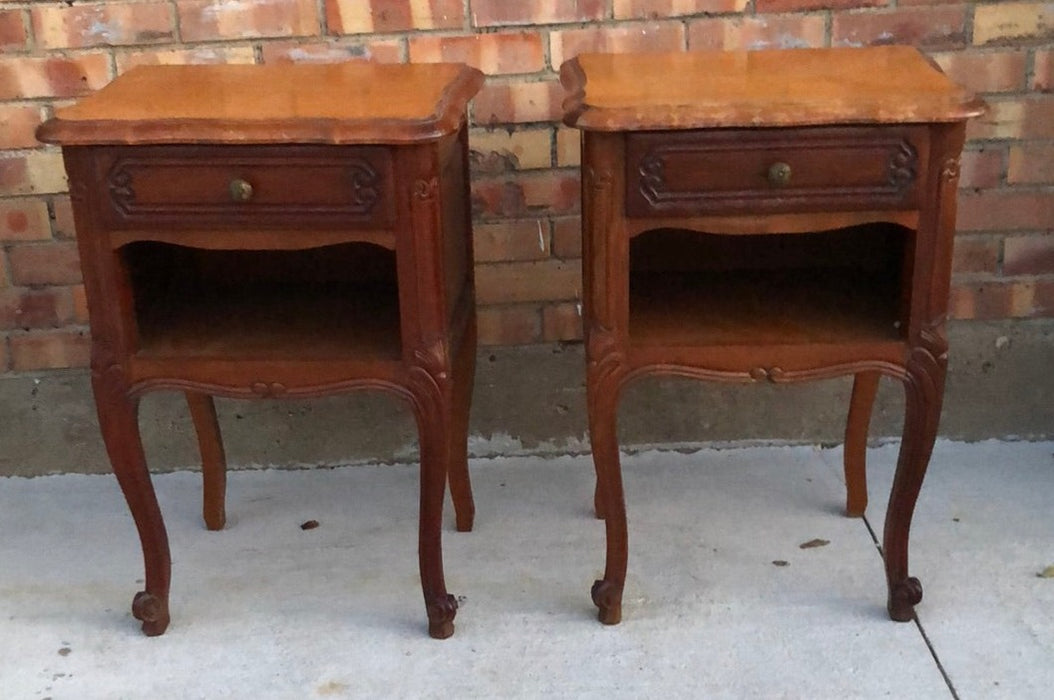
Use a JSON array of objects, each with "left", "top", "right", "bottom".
[
  {"left": 37, "top": 62, "right": 484, "bottom": 639},
  {"left": 560, "top": 47, "right": 984, "bottom": 625}
]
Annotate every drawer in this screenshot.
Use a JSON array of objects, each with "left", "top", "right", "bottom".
[
  {"left": 93, "top": 145, "right": 394, "bottom": 231},
  {"left": 625, "top": 126, "right": 928, "bottom": 217}
]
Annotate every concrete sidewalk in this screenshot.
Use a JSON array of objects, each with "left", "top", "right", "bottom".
[{"left": 1, "top": 440, "right": 1052, "bottom": 698}]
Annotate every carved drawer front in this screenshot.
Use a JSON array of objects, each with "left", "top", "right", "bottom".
[
  {"left": 626, "top": 126, "right": 929, "bottom": 217},
  {"left": 95, "top": 145, "right": 394, "bottom": 231}
]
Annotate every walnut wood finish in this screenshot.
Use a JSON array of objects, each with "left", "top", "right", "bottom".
[
  {"left": 37, "top": 63, "right": 483, "bottom": 639},
  {"left": 561, "top": 48, "right": 982, "bottom": 627}
]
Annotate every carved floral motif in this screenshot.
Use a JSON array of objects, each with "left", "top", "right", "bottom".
[{"left": 887, "top": 141, "right": 918, "bottom": 190}]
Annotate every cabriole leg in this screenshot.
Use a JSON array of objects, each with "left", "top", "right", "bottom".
[
  {"left": 185, "top": 392, "right": 227, "bottom": 531},
  {"left": 844, "top": 372, "right": 880, "bottom": 517},
  {"left": 884, "top": 347, "right": 945, "bottom": 621},
  {"left": 93, "top": 366, "right": 171, "bottom": 636},
  {"left": 588, "top": 370, "right": 627, "bottom": 625},
  {"left": 409, "top": 373, "right": 458, "bottom": 639},
  {"left": 446, "top": 324, "right": 476, "bottom": 533}
]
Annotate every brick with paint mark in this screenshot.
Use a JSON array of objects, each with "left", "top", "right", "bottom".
[
  {"left": 32, "top": 2, "right": 174, "bottom": 50},
  {"left": 688, "top": 15, "right": 826, "bottom": 51},
  {"left": 831, "top": 6, "right": 967, "bottom": 49},
  {"left": 116, "top": 46, "right": 257, "bottom": 72},
  {"left": 0, "top": 199, "right": 51, "bottom": 242},
  {"left": 260, "top": 39, "right": 403, "bottom": 64},
  {"left": 974, "top": 2, "right": 1053, "bottom": 45},
  {"left": 179, "top": 0, "right": 319, "bottom": 42}
]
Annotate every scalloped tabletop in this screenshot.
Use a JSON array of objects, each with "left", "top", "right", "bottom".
[
  {"left": 561, "top": 46, "right": 984, "bottom": 131},
  {"left": 38, "top": 62, "right": 484, "bottom": 146}
]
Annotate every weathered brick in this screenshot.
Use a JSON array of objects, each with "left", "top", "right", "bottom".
[
  {"left": 473, "top": 220, "right": 551, "bottom": 262},
  {"left": 950, "top": 280, "right": 1053, "bottom": 319},
  {"left": 9, "top": 329, "right": 91, "bottom": 370},
  {"left": 615, "top": 0, "right": 745, "bottom": 18},
  {"left": 757, "top": 0, "right": 884, "bottom": 11},
  {"left": 8, "top": 242, "right": 82, "bottom": 286},
  {"left": 967, "top": 97, "right": 1054, "bottom": 140},
  {"left": 116, "top": 46, "right": 257, "bottom": 72},
  {"left": 542, "top": 302, "right": 584, "bottom": 342},
  {"left": 551, "top": 217, "right": 583, "bottom": 259},
  {"left": 1008, "top": 143, "right": 1054, "bottom": 184},
  {"left": 326, "top": 0, "right": 463, "bottom": 34},
  {"left": 51, "top": 196, "right": 76, "bottom": 240},
  {"left": 0, "top": 151, "right": 68, "bottom": 197},
  {"left": 959, "top": 147, "right": 1005, "bottom": 190},
  {"left": 472, "top": 0, "right": 606, "bottom": 27},
  {"left": 0, "top": 251, "right": 8, "bottom": 289},
  {"left": 1004, "top": 234, "right": 1054, "bottom": 276},
  {"left": 469, "top": 128, "right": 552, "bottom": 173},
  {"left": 0, "top": 287, "right": 75, "bottom": 330},
  {"left": 933, "top": 49, "right": 1027, "bottom": 94},
  {"left": 476, "top": 305, "right": 542, "bottom": 345},
  {"left": 1034, "top": 49, "right": 1053, "bottom": 91},
  {"left": 260, "top": 38, "right": 403, "bottom": 64},
  {"left": 472, "top": 79, "right": 563, "bottom": 125},
  {"left": 0, "top": 9, "right": 28, "bottom": 50},
  {"left": 3, "top": 274, "right": 70, "bottom": 327},
  {"left": 957, "top": 190, "right": 1054, "bottom": 231},
  {"left": 951, "top": 235, "right": 999, "bottom": 274},
  {"left": 476, "top": 260, "right": 581, "bottom": 304},
  {"left": 688, "top": 14, "right": 826, "bottom": 51},
  {"left": 71, "top": 285, "right": 90, "bottom": 324},
  {"left": 550, "top": 22, "right": 685, "bottom": 68},
  {"left": 0, "top": 336, "right": 7, "bottom": 372},
  {"left": 0, "top": 53, "right": 111, "bottom": 100},
  {"left": 178, "top": 0, "right": 318, "bottom": 42},
  {"left": 410, "top": 32, "right": 544, "bottom": 75},
  {"left": 472, "top": 171, "right": 580, "bottom": 219},
  {"left": 32, "top": 1, "right": 174, "bottom": 50},
  {"left": 556, "top": 127, "right": 580, "bottom": 168},
  {"left": 831, "top": 6, "right": 967, "bottom": 49},
  {"left": 0, "top": 104, "right": 45, "bottom": 150},
  {"left": 974, "top": 2, "right": 1053, "bottom": 45},
  {"left": 0, "top": 198, "right": 51, "bottom": 242}
]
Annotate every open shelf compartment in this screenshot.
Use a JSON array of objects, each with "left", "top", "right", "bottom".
[
  {"left": 628, "top": 224, "right": 911, "bottom": 347},
  {"left": 122, "top": 241, "right": 402, "bottom": 361}
]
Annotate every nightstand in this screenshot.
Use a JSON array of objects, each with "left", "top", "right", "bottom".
[
  {"left": 560, "top": 46, "right": 983, "bottom": 625},
  {"left": 37, "top": 62, "right": 483, "bottom": 639}
]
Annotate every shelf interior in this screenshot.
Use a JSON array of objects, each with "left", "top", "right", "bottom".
[
  {"left": 123, "top": 242, "right": 401, "bottom": 360},
  {"left": 629, "top": 224, "right": 910, "bottom": 347}
]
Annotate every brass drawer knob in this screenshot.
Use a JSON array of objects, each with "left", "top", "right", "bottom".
[
  {"left": 228, "top": 178, "right": 254, "bottom": 202},
  {"left": 767, "top": 162, "right": 792, "bottom": 187}
]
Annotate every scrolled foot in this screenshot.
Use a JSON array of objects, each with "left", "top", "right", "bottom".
[
  {"left": 887, "top": 577, "right": 923, "bottom": 622},
  {"left": 591, "top": 579, "right": 622, "bottom": 625},
  {"left": 132, "top": 591, "right": 170, "bottom": 637},
  {"left": 426, "top": 593, "right": 458, "bottom": 639}
]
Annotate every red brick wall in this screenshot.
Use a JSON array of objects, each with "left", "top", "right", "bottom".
[{"left": 1, "top": 1, "right": 1051, "bottom": 372}]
